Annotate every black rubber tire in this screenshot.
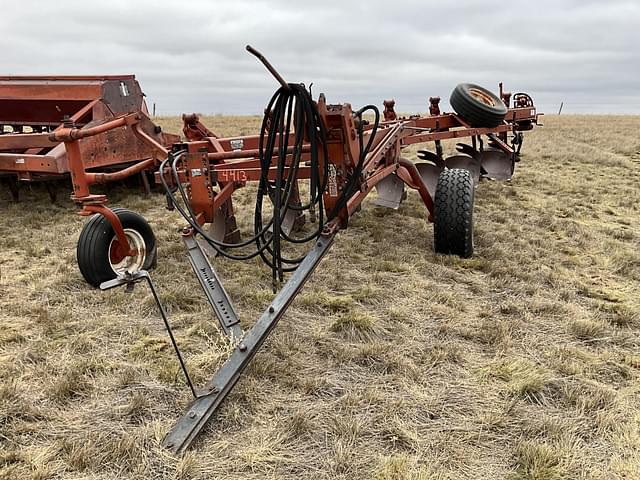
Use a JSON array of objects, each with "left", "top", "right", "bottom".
[
  {"left": 450, "top": 83, "right": 507, "bottom": 128},
  {"left": 77, "top": 208, "right": 157, "bottom": 287},
  {"left": 433, "top": 169, "right": 474, "bottom": 258}
]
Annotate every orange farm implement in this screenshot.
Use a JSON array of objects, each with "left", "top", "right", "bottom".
[{"left": 6, "top": 48, "right": 542, "bottom": 453}]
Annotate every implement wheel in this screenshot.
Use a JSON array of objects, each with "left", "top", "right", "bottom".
[
  {"left": 433, "top": 168, "right": 474, "bottom": 258},
  {"left": 450, "top": 83, "right": 507, "bottom": 128},
  {"left": 77, "top": 208, "right": 157, "bottom": 287}
]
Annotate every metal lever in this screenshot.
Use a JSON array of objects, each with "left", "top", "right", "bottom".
[{"left": 246, "top": 45, "right": 290, "bottom": 91}]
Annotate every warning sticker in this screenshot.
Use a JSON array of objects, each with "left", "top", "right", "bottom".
[{"left": 328, "top": 165, "right": 338, "bottom": 197}]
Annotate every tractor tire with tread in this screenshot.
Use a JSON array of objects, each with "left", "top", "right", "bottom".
[
  {"left": 450, "top": 83, "right": 507, "bottom": 128},
  {"left": 433, "top": 168, "right": 474, "bottom": 258},
  {"left": 77, "top": 208, "right": 157, "bottom": 287}
]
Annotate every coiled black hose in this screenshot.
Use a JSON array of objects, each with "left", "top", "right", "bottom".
[{"left": 160, "top": 85, "right": 379, "bottom": 289}]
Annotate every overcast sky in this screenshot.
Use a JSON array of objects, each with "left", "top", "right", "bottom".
[{"left": 2, "top": 0, "right": 639, "bottom": 115}]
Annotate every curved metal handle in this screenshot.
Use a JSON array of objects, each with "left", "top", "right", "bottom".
[{"left": 245, "top": 44, "right": 290, "bottom": 91}]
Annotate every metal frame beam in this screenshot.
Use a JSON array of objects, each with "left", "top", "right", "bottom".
[
  {"left": 163, "top": 232, "right": 336, "bottom": 454},
  {"left": 183, "top": 233, "right": 242, "bottom": 339}
]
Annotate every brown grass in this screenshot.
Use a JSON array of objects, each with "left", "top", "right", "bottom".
[{"left": 1, "top": 115, "right": 639, "bottom": 479}]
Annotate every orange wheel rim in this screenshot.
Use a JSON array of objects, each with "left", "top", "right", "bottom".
[{"left": 469, "top": 87, "right": 496, "bottom": 107}]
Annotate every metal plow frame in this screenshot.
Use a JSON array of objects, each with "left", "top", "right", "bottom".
[{"left": 43, "top": 48, "right": 541, "bottom": 454}]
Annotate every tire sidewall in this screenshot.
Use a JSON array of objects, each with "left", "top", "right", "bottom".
[
  {"left": 450, "top": 83, "right": 508, "bottom": 128},
  {"left": 454, "top": 83, "right": 507, "bottom": 116},
  {"left": 77, "top": 209, "right": 156, "bottom": 287}
]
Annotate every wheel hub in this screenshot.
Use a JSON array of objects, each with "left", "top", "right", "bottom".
[
  {"left": 468, "top": 87, "right": 496, "bottom": 107},
  {"left": 108, "top": 228, "right": 146, "bottom": 275}
]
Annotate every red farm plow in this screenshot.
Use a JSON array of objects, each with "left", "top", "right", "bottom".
[
  {"left": 16, "top": 47, "right": 542, "bottom": 453},
  {"left": 0, "top": 75, "right": 178, "bottom": 201}
]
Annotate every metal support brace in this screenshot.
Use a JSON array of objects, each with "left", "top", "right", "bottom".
[
  {"left": 100, "top": 271, "right": 200, "bottom": 399},
  {"left": 182, "top": 234, "right": 242, "bottom": 339},
  {"left": 163, "top": 233, "right": 336, "bottom": 454}
]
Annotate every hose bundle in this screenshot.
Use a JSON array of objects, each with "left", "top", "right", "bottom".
[
  {"left": 255, "top": 83, "right": 329, "bottom": 285},
  {"left": 160, "top": 83, "right": 380, "bottom": 290}
]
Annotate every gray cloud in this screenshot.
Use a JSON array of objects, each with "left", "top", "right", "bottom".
[{"left": 2, "top": 0, "right": 638, "bottom": 114}]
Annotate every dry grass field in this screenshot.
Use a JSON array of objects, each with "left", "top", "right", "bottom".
[{"left": 1, "top": 115, "right": 639, "bottom": 479}]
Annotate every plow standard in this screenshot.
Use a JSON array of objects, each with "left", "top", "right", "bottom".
[{"left": 4, "top": 47, "right": 541, "bottom": 453}]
